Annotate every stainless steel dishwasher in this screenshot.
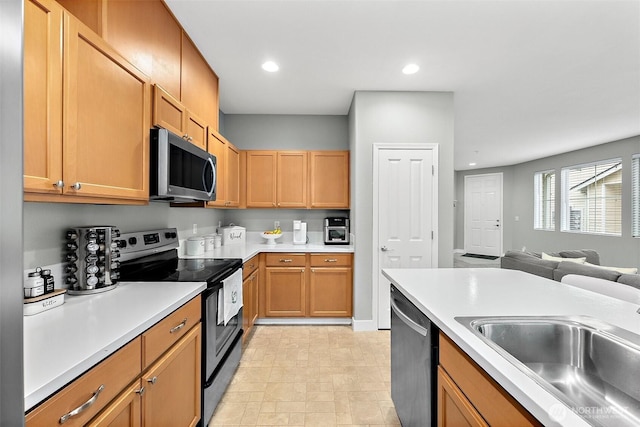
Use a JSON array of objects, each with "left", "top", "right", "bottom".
[{"left": 390, "top": 284, "right": 439, "bottom": 427}]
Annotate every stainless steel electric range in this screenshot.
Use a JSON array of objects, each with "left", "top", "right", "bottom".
[{"left": 118, "top": 228, "right": 242, "bottom": 426}]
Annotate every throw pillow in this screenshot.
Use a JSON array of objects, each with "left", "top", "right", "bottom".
[
  {"left": 541, "top": 252, "right": 586, "bottom": 264},
  {"left": 583, "top": 262, "right": 638, "bottom": 275}
]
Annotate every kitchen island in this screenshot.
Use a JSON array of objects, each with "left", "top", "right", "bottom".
[{"left": 382, "top": 267, "right": 640, "bottom": 427}]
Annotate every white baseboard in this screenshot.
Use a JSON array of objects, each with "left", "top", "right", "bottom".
[
  {"left": 351, "top": 318, "right": 377, "bottom": 331},
  {"left": 453, "top": 248, "right": 465, "bottom": 254},
  {"left": 254, "top": 318, "right": 352, "bottom": 326}
]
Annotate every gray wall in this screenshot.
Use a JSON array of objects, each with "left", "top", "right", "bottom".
[
  {"left": 223, "top": 114, "right": 349, "bottom": 150},
  {"left": 1, "top": 0, "right": 25, "bottom": 423},
  {"left": 24, "top": 203, "right": 226, "bottom": 269},
  {"left": 455, "top": 135, "right": 640, "bottom": 267},
  {"left": 349, "top": 91, "right": 455, "bottom": 323}
]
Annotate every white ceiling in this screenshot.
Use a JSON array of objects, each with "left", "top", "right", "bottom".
[{"left": 165, "top": 0, "right": 640, "bottom": 170}]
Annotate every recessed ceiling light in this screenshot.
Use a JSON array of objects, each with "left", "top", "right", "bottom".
[
  {"left": 402, "top": 64, "right": 419, "bottom": 75},
  {"left": 469, "top": 162, "right": 477, "bottom": 166},
  {"left": 262, "top": 61, "right": 279, "bottom": 72}
]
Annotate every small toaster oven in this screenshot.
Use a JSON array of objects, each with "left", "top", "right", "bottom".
[{"left": 324, "top": 217, "right": 350, "bottom": 245}]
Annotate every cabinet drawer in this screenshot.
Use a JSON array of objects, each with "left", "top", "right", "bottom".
[
  {"left": 243, "top": 254, "right": 259, "bottom": 279},
  {"left": 265, "top": 253, "right": 306, "bottom": 267},
  {"left": 25, "top": 337, "right": 141, "bottom": 427},
  {"left": 310, "top": 253, "right": 352, "bottom": 267},
  {"left": 439, "top": 333, "right": 541, "bottom": 426},
  {"left": 142, "top": 296, "right": 201, "bottom": 369}
]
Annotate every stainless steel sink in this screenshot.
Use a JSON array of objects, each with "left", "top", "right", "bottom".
[{"left": 455, "top": 316, "right": 640, "bottom": 427}]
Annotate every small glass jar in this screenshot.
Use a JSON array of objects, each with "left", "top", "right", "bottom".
[
  {"left": 24, "top": 271, "right": 45, "bottom": 298},
  {"left": 41, "top": 269, "right": 55, "bottom": 294}
]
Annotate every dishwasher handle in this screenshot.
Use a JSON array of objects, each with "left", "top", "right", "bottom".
[{"left": 390, "top": 296, "right": 428, "bottom": 337}]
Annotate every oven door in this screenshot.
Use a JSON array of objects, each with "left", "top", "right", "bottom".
[{"left": 203, "top": 284, "right": 242, "bottom": 380}]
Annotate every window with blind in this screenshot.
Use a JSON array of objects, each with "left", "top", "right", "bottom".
[
  {"left": 633, "top": 155, "right": 640, "bottom": 237},
  {"left": 561, "top": 159, "right": 622, "bottom": 235},
  {"left": 534, "top": 170, "right": 555, "bottom": 230}
]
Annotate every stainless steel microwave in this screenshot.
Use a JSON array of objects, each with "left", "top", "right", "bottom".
[{"left": 150, "top": 128, "right": 216, "bottom": 202}]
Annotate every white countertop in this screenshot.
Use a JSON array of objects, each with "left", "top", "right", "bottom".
[
  {"left": 23, "top": 281, "right": 206, "bottom": 411},
  {"left": 179, "top": 234, "right": 354, "bottom": 263},
  {"left": 381, "top": 267, "right": 640, "bottom": 427}
]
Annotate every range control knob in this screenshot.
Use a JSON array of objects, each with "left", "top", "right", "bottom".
[
  {"left": 112, "top": 228, "right": 121, "bottom": 238},
  {"left": 128, "top": 237, "right": 138, "bottom": 245}
]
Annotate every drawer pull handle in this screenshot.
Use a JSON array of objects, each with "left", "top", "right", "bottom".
[
  {"left": 59, "top": 384, "right": 104, "bottom": 424},
  {"left": 147, "top": 376, "right": 158, "bottom": 385},
  {"left": 325, "top": 259, "right": 338, "bottom": 263},
  {"left": 170, "top": 318, "right": 187, "bottom": 333},
  {"left": 279, "top": 259, "right": 293, "bottom": 263}
]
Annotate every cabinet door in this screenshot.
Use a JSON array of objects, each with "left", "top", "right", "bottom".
[
  {"left": 63, "top": 13, "right": 150, "bottom": 200},
  {"left": 226, "top": 143, "right": 241, "bottom": 207},
  {"left": 24, "top": 0, "right": 63, "bottom": 194},
  {"left": 143, "top": 324, "right": 201, "bottom": 427},
  {"left": 265, "top": 267, "right": 306, "bottom": 317},
  {"left": 250, "top": 270, "right": 259, "bottom": 326},
  {"left": 437, "top": 367, "right": 488, "bottom": 427},
  {"left": 152, "top": 84, "right": 186, "bottom": 138},
  {"left": 246, "top": 151, "right": 277, "bottom": 208},
  {"left": 181, "top": 32, "right": 219, "bottom": 130},
  {"left": 277, "top": 151, "right": 308, "bottom": 208},
  {"left": 309, "top": 151, "right": 350, "bottom": 208},
  {"left": 184, "top": 110, "right": 207, "bottom": 151},
  {"left": 104, "top": 0, "right": 181, "bottom": 97},
  {"left": 207, "top": 130, "right": 227, "bottom": 207},
  {"left": 309, "top": 267, "right": 352, "bottom": 317},
  {"left": 86, "top": 381, "right": 142, "bottom": 427},
  {"left": 242, "top": 274, "right": 252, "bottom": 343}
]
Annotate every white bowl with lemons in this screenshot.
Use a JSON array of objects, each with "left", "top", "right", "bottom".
[{"left": 261, "top": 229, "right": 282, "bottom": 246}]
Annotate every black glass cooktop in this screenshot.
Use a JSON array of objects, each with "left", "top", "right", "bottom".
[{"left": 119, "top": 249, "right": 242, "bottom": 286}]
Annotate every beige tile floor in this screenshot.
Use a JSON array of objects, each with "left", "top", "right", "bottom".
[{"left": 209, "top": 325, "right": 400, "bottom": 427}]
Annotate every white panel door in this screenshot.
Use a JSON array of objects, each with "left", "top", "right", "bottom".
[
  {"left": 464, "top": 173, "right": 503, "bottom": 257},
  {"left": 377, "top": 148, "right": 435, "bottom": 329}
]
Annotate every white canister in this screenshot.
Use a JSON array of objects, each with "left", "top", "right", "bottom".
[
  {"left": 24, "top": 272, "right": 45, "bottom": 298},
  {"left": 203, "top": 234, "right": 216, "bottom": 252},
  {"left": 186, "top": 236, "right": 205, "bottom": 256},
  {"left": 214, "top": 234, "right": 222, "bottom": 248}
]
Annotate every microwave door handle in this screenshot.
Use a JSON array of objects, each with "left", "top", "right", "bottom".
[{"left": 203, "top": 157, "right": 215, "bottom": 197}]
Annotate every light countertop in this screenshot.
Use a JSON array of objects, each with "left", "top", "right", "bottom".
[
  {"left": 381, "top": 267, "right": 640, "bottom": 427},
  {"left": 179, "top": 232, "right": 354, "bottom": 263},
  {"left": 23, "top": 281, "right": 206, "bottom": 411}
]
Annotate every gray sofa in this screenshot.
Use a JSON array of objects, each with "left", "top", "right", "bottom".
[{"left": 500, "top": 249, "right": 640, "bottom": 290}]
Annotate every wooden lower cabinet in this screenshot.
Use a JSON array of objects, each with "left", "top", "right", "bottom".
[
  {"left": 142, "top": 324, "right": 201, "bottom": 427},
  {"left": 438, "top": 367, "right": 488, "bottom": 427},
  {"left": 26, "top": 298, "right": 202, "bottom": 427},
  {"left": 261, "top": 253, "right": 353, "bottom": 319},
  {"left": 86, "top": 381, "right": 143, "bottom": 427},
  {"left": 438, "top": 333, "right": 542, "bottom": 427},
  {"left": 242, "top": 255, "right": 259, "bottom": 344},
  {"left": 265, "top": 267, "right": 306, "bottom": 317}
]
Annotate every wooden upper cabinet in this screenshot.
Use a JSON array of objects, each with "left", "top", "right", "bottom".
[
  {"left": 56, "top": 0, "right": 103, "bottom": 35},
  {"left": 24, "top": 0, "right": 64, "bottom": 194},
  {"left": 103, "top": 0, "right": 182, "bottom": 97},
  {"left": 207, "top": 129, "right": 240, "bottom": 208},
  {"left": 152, "top": 85, "right": 206, "bottom": 150},
  {"left": 62, "top": 12, "right": 150, "bottom": 200},
  {"left": 245, "top": 151, "right": 278, "bottom": 208},
  {"left": 277, "top": 152, "right": 308, "bottom": 208},
  {"left": 181, "top": 32, "right": 219, "bottom": 131},
  {"left": 309, "top": 151, "right": 350, "bottom": 208}
]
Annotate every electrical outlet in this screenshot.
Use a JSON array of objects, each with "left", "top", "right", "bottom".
[
  {"left": 274, "top": 221, "right": 280, "bottom": 229},
  {"left": 192, "top": 223, "right": 198, "bottom": 234}
]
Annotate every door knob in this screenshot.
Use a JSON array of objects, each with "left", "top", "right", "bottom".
[{"left": 381, "top": 246, "right": 389, "bottom": 251}]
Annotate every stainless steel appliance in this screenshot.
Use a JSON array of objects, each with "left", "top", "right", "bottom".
[
  {"left": 64, "top": 226, "right": 121, "bottom": 295},
  {"left": 150, "top": 128, "right": 217, "bottom": 202},
  {"left": 324, "top": 217, "right": 350, "bottom": 245},
  {"left": 118, "top": 228, "right": 242, "bottom": 426},
  {"left": 390, "top": 284, "right": 439, "bottom": 426}
]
